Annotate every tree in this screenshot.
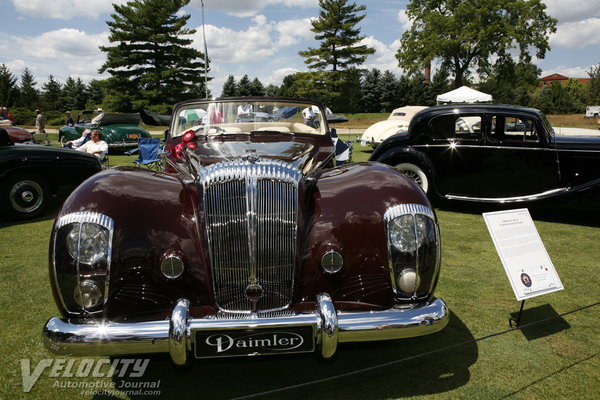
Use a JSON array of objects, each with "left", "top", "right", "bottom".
[
  {"left": 299, "top": 0, "right": 374, "bottom": 72},
  {"left": 236, "top": 75, "right": 252, "bottom": 96},
  {"left": 41, "top": 75, "right": 63, "bottom": 111},
  {"left": 99, "top": 0, "right": 208, "bottom": 111},
  {"left": 360, "top": 69, "right": 381, "bottom": 112},
  {"left": 17, "top": 68, "right": 39, "bottom": 109},
  {"left": 0, "top": 63, "right": 18, "bottom": 108},
  {"left": 588, "top": 63, "right": 600, "bottom": 105},
  {"left": 397, "top": 0, "right": 557, "bottom": 88},
  {"left": 250, "top": 78, "right": 265, "bottom": 96},
  {"left": 221, "top": 75, "right": 237, "bottom": 97},
  {"left": 378, "top": 70, "right": 401, "bottom": 112},
  {"left": 479, "top": 58, "right": 540, "bottom": 106}
]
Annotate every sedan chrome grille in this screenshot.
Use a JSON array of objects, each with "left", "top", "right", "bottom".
[{"left": 200, "top": 159, "right": 302, "bottom": 313}]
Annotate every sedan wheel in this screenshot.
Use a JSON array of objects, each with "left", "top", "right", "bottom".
[
  {"left": 1, "top": 175, "right": 49, "bottom": 220},
  {"left": 395, "top": 163, "right": 429, "bottom": 193}
]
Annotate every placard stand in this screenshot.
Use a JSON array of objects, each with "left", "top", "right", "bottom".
[
  {"left": 483, "top": 209, "right": 564, "bottom": 329},
  {"left": 509, "top": 300, "right": 526, "bottom": 328}
]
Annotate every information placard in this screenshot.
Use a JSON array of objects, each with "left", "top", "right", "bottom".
[{"left": 483, "top": 208, "right": 563, "bottom": 301}]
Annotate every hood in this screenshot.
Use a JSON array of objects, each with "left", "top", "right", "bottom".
[
  {"left": 554, "top": 135, "right": 600, "bottom": 151},
  {"left": 185, "top": 132, "right": 326, "bottom": 176},
  {"left": 4, "top": 126, "right": 34, "bottom": 143},
  {"left": 361, "top": 119, "right": 410, "bottom": 143}
]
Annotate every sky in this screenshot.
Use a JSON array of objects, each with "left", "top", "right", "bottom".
[{"left": 1, "top": 0, "right": 599, "bottom": 98}]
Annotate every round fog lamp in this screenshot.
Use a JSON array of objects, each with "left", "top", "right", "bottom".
[
  {"left": 321, "top": 250, "right": 344, "bottom": 274},
  {"left": 74, "top": 280, "right": 102, "bottom": 309},
  {"left": 397, "top": 269, "right": 420, "bottom": 293},
  {"left": 161, "top": 254, "right": 185, "bottom": 279}
]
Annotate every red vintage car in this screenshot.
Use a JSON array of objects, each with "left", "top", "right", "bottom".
[
  {"left": 43, "top": 97, "right": 448, "bottom": 365},
  {"left": 1, "top": 123, "right": 36, "bottom": 143}
]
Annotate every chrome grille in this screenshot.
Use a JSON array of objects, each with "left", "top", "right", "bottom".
[{"left": 200, "top": 159, "right": 302, "bottom": 313}]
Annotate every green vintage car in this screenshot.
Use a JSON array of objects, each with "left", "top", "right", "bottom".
[{"left": 58, "top": 110, "right": 151, "bottom": 149}]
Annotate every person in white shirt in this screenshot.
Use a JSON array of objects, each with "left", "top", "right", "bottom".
[
  {"left": 302, "top": 107, "right": 316, "bottom": 127},
  {"left": 237, "top": 104, "right": 253, "bottom": 118},
  {"left": 65, "top": 129, "right": 91, "bottom": 149},
  {"left": 77, "top": 130, "right": 108, "bottom": 160},
  {"left": 91, "top": 108, "right": 104, "bottom": 125}
]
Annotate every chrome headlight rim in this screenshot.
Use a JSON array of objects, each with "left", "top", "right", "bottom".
[
  {"left": 384, "top": 203, "right": 440, "bottom": 300},
  {"left": 53, "top": 211, "right": 114, "bottom": 313}
]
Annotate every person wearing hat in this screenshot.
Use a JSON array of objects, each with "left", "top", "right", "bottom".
[
  {"left": 34, "top": 109, "right": 49, "bottom": 145},
  {"left": 91, "top": 108, "right": 104, "bottom": 125},
  {"left": 65, "top": 111, "right": 74, "bottom": 126}
]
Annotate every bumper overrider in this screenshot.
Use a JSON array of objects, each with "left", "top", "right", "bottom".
[{"left": 43, "top": 294, "right": 449, "bottom": 365}]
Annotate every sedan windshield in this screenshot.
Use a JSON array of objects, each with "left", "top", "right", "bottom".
[{"left": 171, "top": 99, "right": 328, "bottom": 138}]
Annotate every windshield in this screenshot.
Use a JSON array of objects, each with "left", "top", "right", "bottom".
[{"left": 171, "top": 99, "right": 328, "bottom": 138}]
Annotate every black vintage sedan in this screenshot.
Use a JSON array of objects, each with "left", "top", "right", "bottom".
[
  {"left": 370, "top": 104, "right": 600, "bottom": 205},
  {"left": 0, "top": 129, "right": 102, "bottom": 220}
]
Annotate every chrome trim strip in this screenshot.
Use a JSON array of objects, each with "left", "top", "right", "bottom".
[
  {"left": 445, "top": 187, "right": 568, "bottom": 203},
  {"left": 43, "top": 297, "right": 449, "bottom": 364},
  {"left": 412, "top": 144, "right": 557, "bottom": 151},
  {"left": 383, "top": 203, "right": 435, "bottom": 222},
  {"left": 53, "top": 211, "right": 114, "bottom": 312}
]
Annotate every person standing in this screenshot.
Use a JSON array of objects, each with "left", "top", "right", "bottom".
[
  {"left": 65, "top": 111, "right": 74, "bottom": 126},
  {"left": 35, "top": 109, "right": 49, "bottom": 145}
]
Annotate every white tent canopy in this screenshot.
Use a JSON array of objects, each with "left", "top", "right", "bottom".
[{"left": 436, "top": 86, "right": 493, "bottom": 105}]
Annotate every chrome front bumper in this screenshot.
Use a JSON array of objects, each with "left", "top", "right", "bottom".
[{"left": 43, "top": 294, "right": 449, "bottom": 365}]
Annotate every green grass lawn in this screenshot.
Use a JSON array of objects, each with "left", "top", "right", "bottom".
[{"left": 1, "top": 134, "right": 598, "bottom": 399}]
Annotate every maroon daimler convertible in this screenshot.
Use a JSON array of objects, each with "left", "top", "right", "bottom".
[{"left": 43, "top": 97, "right": 448, "bottom": 365}]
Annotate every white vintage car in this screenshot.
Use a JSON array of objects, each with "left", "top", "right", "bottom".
[{"left": 361, "top": 106, "right": 427, "bottom": 148}]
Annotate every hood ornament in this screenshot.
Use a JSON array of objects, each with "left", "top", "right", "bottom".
[{"left": 241, "top": 151, "right": 260, "bottom": 163}]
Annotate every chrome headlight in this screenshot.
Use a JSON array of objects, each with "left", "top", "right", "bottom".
[
  {"left": 53, "top": 212, "right": 114, "bottom": 314},
  {"left": 66, "top": 222, "right": 110, "bottom": 264},
  {"left": 384, "top": 204, "right": 440, "bottom": 301}
]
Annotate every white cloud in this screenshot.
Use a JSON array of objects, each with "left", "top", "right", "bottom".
[
  {"left": 195, "top": 16, "right": 313, "bottom": 64},
  {"left": 12, "top": 0, "right": 128, "bottom": 20},
  {"left": 362, "top": 36, "right": 404, "bottom": 74},
  {"left": 189, "top": 0, "right": 317, "bottom": 18},
  {"left": 397, "top": 9, "right": 412, "bottom": 31},
  {"left": 543, "top": 0, "right": 600, "bottom": 23},
  {"left": 550, "top": 18, "right": 600, "bottom": 49},
  {"left": 3, "top": 28, "right": 109, "bottom": 85}
]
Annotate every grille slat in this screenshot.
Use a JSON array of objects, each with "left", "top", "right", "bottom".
[{"left": 201, "top": 160, "right": 301, "bottom": 313}]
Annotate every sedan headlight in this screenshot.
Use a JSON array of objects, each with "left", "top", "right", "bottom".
[
  {"left": 384, "top": 204, "right": 440, "bottom": 302},
  {"left": 53, "top": 212, "right": 114, "bottom": 314}
]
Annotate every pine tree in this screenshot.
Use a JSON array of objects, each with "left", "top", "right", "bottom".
[
  {"left": 17, "top": 68, "right": 39, "bottom": 109},
  {"left": 236, "top": 75, "right": 252, "bottom": 96},
  {"left": 99, "top": 0, "right": 208, "bottom": 110},
  {"left": 250, "top": 78, "right": 265, "bottom": 96},
  {"left": 378, "top": 71, "right": 400, "bottom": 112},
  {"left": 41, "top": 75, "right": 63, "bottom": 111},
  {"left": 0, "top": 63, "right": 18, "bottom": 107},
  {"left": 360, "top": 69, "right": 381, "bottom": 112},
  {"left": 299, "top": 0, "right": 374, "bottom": 72},
  {"left": 221, "top": 75, "right": 237, "bottom": 97}
]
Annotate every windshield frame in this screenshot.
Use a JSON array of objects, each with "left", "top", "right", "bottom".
[{"left": 169, "top": 97, "right": 329, "bottom": 138}]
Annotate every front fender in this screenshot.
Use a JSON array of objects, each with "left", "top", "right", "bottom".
[
  {"left": 51, "top": 168, "right": 213, "bottom": 320},
  {"left": 300, "top": 162, "right": 432, "bottom": 310}
]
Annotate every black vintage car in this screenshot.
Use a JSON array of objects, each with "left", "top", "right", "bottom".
[
  {"left": 43, "top": 97, "right": 448, "bottom": 365},
  {"left": 0, "top": 129, "right": 101, "bottom": 220},
  {"left": 370, "top": 104, "right": 600, "bottom": 205}
]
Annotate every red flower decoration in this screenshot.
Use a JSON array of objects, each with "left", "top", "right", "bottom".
[{"left": 182, "top": 130, "right": 196, "bottom": 142}]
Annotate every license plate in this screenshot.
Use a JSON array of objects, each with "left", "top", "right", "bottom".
[
  {"left": 127, "top": 134, "right": 139, "bottom": 139},
  {"left": 194, "top": 326, "right": 314, "bottom": 358}
]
